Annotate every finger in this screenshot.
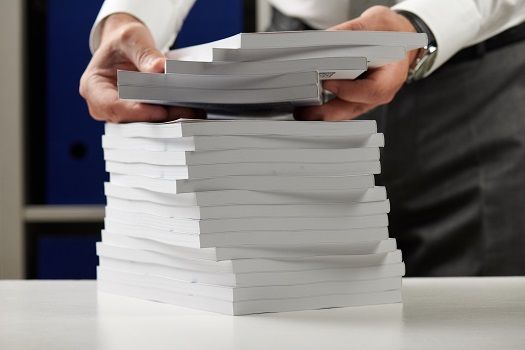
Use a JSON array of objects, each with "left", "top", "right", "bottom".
[
  {"left": 328, "top": 6, "right": 395, "bottom": 32},
  {"left": 111, "top": 101, "right": 170, "bottom": 123},
  {"left": 118, "top": 24, "right": 165, "bottom": 73},
  {"left": 323, "top": 71, "right": 391, "bottom": 105},
  {"left": 166, "top": 106, "right": 207, "bottom": 121},
  {"left": 324, "top": 61, "right": 407, "bottom": 105},
  {"left": 323, "top": 78, "right": 382, "bottom": 105},
  {"left": 294, "top": 98, "right": 373, "bottom": 121},
  {"left": 328, "top": 18, "right": 367, "bottom": 31},
  {"left": 85, "top": 76, "right": 169, "bottom": 122}
]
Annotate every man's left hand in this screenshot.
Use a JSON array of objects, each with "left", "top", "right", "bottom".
[{"left": 295, "top": 6, "right": 419, "bottom": 121}]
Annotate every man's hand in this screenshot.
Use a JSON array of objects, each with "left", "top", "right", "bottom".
[
  {"left": 295, "top": 6, "right": 419, "bottom": 121},
  {"left": 79, "top": 14, "right": 202, "bottom": 123}
]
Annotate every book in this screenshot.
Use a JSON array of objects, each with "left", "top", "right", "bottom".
[
  {"left": 104, "top": 207, "right": 388, "bottom": 234},
  {"left": 103, "top": 219, "right": 390, "bottom": 248},
  {"left": 167, "top": 30, "right": 427, "bottom": 61},
  {"left": 117, "top": 70, "right": 320, "bottom": 89},
  {"left": 212, "top": 45, "right": 406, "bottom": 68},
  {"left": 99, "top": 256, "right": 405, "bottom": 287},
  {"left": 103, "top": 147, "right": 380, "bottom": 165},
  {"left": 108, "top": 173, "right": 375, "bottom": 194},
  {"left": 193, "top": 30, "right": 427, "bottom": 49},
  {"left": 117, "top": 84, "right": 323, "bottom": 112},
  {"left": 105, "top": 197, "right": 390, "bottom": 219},
  {"left": 98, "top": 279, "right": 402, "bottom": 315},
  {"left": 97, "top": 242, "right": 403, "bottom": 273},
  {"left": 101, "top": 231, "right": 398, "bottom": 260},
  {"left": 105, "top": 160, "right": 382, "bottom": 179},
  {"left": 101, "top": 133, "right": 385, "bottom": 151},
  {"left": 165, "top": 56, "right": 368, "bottom": 80},
  {"left": 104, "top": 119, "right": 378, "bottom": 138},
  {"left": 98, "top": 267, "right": 401, "bottom": 302},
  {"left": 103, "top": 183, "right": 388, "bottom": 206}
]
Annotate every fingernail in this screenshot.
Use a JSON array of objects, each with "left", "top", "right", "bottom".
[
  {"left": 147, "top": 56, "right": 160, "bottom": 67},
  {"left": 323, "top": 81, "right": 339, "bottom": 95}
]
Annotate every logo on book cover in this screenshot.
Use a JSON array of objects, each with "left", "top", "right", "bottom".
[{"left": 319, "top": 72, "right": 336, "bottom": 79}]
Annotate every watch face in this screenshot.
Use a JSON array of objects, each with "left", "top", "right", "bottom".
[{"left": 408, "top": 45, "right": 438, "bottom": 82}]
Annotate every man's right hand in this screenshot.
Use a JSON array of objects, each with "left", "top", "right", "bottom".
[{"left": 79, "top": 13, "right": 202, "bottom": 123}]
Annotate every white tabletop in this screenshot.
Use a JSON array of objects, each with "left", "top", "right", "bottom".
[{"left": 0, "top": 278, "right": 524, "bottom": 350}]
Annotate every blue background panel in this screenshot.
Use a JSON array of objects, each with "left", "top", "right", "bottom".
[
  {"left": 36, "top": 234, "right": 100, "bottom": 279},
  {"left": 40, "top": 0, "right": 245, "bottom": 278},
  {"left": 45, "top": 0, "right": 244, "bottom": 204},
  {"left": 175, "top": 0, "right": 244, "bottom": 48},
  {"left": 46, "top": 0, "right": 107, "bottom": 204}
]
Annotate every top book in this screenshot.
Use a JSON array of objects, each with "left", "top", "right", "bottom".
[
  {"left": 177, "top": 30, "right": 428, "bottom": 51},
  {"left": 169, "top": 30, "right": 427, "bottom": 62}
]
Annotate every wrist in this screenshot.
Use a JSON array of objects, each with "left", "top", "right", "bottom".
[
  {"left": 396, "top": 10, "right": 438, "bottom": 81},
  {"left": 100, "top": 13, "right": 142, "bottom": 45}
]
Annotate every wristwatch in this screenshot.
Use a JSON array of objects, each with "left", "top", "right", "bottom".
[{"left": 396, "top": 10, "right": 438, "bottom": 82}]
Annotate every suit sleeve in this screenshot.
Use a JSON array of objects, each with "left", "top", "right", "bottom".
[{"left": 392, "top": 0, "right": 525, "bottom": 75}]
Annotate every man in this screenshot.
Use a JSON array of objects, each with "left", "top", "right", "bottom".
[{"left": 80, "top": 0, "right": 525, "bottom": 276}]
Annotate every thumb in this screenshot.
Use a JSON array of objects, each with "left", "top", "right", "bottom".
[
  {"left": 134, "top": 47, "right": 165, "bottom": 73},
  {"left": 328, "top": 18, "right": 367, "bottom": 31},
  {"left": 119, "top": 29, "right": 165, "bottom": 73}
]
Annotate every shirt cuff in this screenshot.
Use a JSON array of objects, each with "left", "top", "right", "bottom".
[
  {"left": 392, "top": 0, "right": 482, "bottom": 75},
  {"left": 89, "top": 0, "right": 181, "bottom": 54}
]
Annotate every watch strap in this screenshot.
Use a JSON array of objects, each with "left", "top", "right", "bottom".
[{"left": 396, "top": 10, "right": 438, "bottom": 82}]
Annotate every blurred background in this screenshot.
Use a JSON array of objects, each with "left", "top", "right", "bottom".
[{"left": 0, "top": 0, "right": 266, "bottom": 279}]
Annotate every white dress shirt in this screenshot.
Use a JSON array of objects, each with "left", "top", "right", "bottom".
[{"left": 90, "top": 0, "right": 525, "bottom": 75}]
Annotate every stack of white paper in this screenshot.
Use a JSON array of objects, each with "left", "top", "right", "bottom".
[
  {"left": 97, "top": 119, "right": 405, "bottom": 315},
  {"left": 118, "top": 30, "right": 427, "bottom": 114}
]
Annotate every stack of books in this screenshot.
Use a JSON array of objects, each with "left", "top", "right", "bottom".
[
  {"left": 97, "top": 119, "right": 405, "bottom": 315},
  {"left": 118, "top": 30, "right": 427, "bottom": 114}
]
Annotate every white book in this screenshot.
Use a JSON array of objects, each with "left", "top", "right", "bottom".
[
  {"left": 118, "top": 70, "right": 320, "bottom": 89},
  {"left": 108, "top": 173, "right": 374, "bottom": 194},
  {"left": 118, "top": 84, "right": 322, "bottom": 107},
  {"left": 165, "top": 56, "right": 368, "bottom": 80},
  {"left": 103, "top": 147, "right": 380, "bottom": 165},
  {"left": 98, "top": 267, "right": 401, "bottom": 302},
  {"left": 105, "top": 197, "right": 390, "bottom": 219},
  {"left": 104, "top": 219, "right": 390, "bottom": 248},
  {"left": 98, "top": 279, "right": 402, "bottom": 315},
  {"left": 101, "top": 231, "right": 398, "bottom": 260},
  {"left": 212, "top": 46, "right": 406, "bottom": 68},
  {"left": 101, "top": 133, "right": 385, "bottom": 151},
  {"left": 104, "top": 119, "right": 377, "bottom": 138},
  {"left": 204, "top": 112, "right": 295, "bottom": 120},
  {"left": 97, "top": 242, "right": 402, "bottom": 274},
  {"left": 192, "top": 30, "right": 426, "bottom": 50},
  {"left": 104, "top": 183, "right": 388, "bottom": 206},
  {"left": 106, "top": 160, "right": 381, "bottom": 179},
  {"left": 99, "top": 256, "right": 405, "bottom": 287},
  {"left": 167, "top": 30, "right": 427, "bottom": 61},
  {"left": 105, "top": 207, "right": 388, "bottom": 233}
]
